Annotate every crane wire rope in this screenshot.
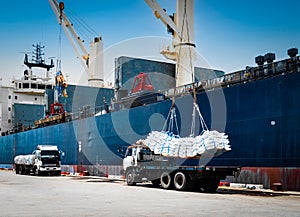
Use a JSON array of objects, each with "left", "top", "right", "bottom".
[
  {"left": 56, "top": 23, "right": 62, "bottom": 72},
  {"left": 66, "top": 7, "right": 99, "bottom": 43},
  {"left": 164, "top": 0, "right": 207, "bottom": 136},
  {"left": 163, "top": 0, "right": 190, "bottom": 134},
  {"left": 182, "top": 1, "right": 208, "bottom": 136}
]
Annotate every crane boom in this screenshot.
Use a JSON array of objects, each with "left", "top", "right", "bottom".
[
  {"left": 144, "top": 0, "right": 181, "bottom": 38},
  {"left": 145, "top": 0, "right": 195, "bottom": 87},
  {"left": 48, "top": 0, "right": 89, "bottom": 65},
  {"left": 48, "top": 0, "right": 104, "bottom": 87}
]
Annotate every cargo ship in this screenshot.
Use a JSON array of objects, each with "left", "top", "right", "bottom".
[{"left": 1, "top": 0, "right": 300, "bottom": 191}]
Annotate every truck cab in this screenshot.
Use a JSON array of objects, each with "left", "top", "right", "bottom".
[
  {"left": 33, "top": 145, "right": 61, "bottom": 175},
  {"left": 123, "top": 145, "right": 152, "bottom": 171}
]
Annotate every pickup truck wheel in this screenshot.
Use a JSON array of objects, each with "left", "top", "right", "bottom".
[
  {"left": 174, "top": 172, "right": 188, "bottom": 191},
  {"left": 160, "top": 172, "right": 173, "bottom": 189},
  {"left": 126, "top": 169, "right": 136, "bottom": 186}
]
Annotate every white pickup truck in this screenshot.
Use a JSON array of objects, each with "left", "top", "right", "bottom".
[{"left": 14, "top": 145, "right": 61, "bottom": 176}]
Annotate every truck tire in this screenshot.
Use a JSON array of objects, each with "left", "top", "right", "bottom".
[
  {"left": 15, "top": 165, "right": 20, "bottom": 174},
  {"left": 160, "top": 172, "right": 173, "bottom": 189},
  {"left": 126, "top": 169, "right": 136, "bottom": 186},
  {"left": 174, "top": 172, "right": 188, "bottom": 191},
  {"left": 20, "top": 166, "right": 26, "bottom": 175},
  {"left": 25, "top": 168, "right": 30, "bottom": 175}
]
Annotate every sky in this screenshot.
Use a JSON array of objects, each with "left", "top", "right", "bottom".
[{"left": 0, "top": 0, "right": 299, "bottom": 85}]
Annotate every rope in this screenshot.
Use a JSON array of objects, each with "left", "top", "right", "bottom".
[
  {"left": 172, "top": 108, "right": 179, "bottom": 135},
  {"left": 190, "top": 102, "right": 209, "bottom": 136},
  {"left": 161, "top": 107, "right": 180, "bottom": 135},
  {"left": 190, "top": 102, "right": 196, "bottom": 136},
  {"left": 162, "top": 107, "right": 172, "bottom": 131},
  {"left": 195, "top": 102, "right": 208, "bottom": 131}
]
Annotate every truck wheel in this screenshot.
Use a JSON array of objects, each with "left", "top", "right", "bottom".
[
  {"left": 160, "top": 172, "right": 173, "bottom": 189},
  {"left": 20, "top": 166, "right": 26, "bottom": 175},
  {"left": 126, "top": 169, "right": 136, "bottom": 186},
  {"left": 174, "top": 172, "right": 188, "bottom": 191},
  {"left": 15, "top": 165, "right": 20, "bottom": 174}
]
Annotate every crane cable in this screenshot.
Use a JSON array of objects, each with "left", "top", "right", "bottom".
[
  {"left": 66, "top": 7, "right": 99, "bottom": 42},
  {"left": 167, "top": 0, "right": 204, "bottom": 136},
  {"left": 56, "top": 25, "right": 62, "bottom": 72},
  {"left": 55, "top": 19, "right": 68, "bottom": 100},
  {"left": 171, "top": 0, "right": 195, "bottom": 106},
  {"left": 164, "top": 0, "right": 191, "bottom": 134},
  {"left": 56, "top": 1, "right": 65, "bottom": 72},
  {"left": 182, "top": 1, "right": 208, "bottom": 136}
]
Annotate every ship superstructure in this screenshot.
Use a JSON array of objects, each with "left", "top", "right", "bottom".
[{"left": 0, "top": 44, "right": 54, "bottom": 135}]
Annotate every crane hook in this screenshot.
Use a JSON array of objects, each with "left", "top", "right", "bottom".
[{"left": 59, "top": 1, "right": 65, "bottom": 24}]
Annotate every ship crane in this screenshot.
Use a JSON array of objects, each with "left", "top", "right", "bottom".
[
  {"left": 145, "top": 0, "right": 204, "bottom": 138},
  {"left": 145, "top": 0, "right": 195, "bottom": 87},
  {"left": 48, "top": 0, "right": 104, "bottom": 87}
]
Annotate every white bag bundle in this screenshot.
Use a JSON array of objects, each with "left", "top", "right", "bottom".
[{"left": 141, "top": 130, "right": 231, "bottom": 158}]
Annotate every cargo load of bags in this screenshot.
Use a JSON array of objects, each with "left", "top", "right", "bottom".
[
  {"left": 140, "top": 130, "right": 231, "bottom": 158},
  {"left": 14, "top": 155, "right": 35, "bottom": 165}
]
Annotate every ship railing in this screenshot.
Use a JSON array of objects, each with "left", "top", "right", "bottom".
[
  {"left": 159, "top": 55, "right": 300, "bottom": 99},
  {"left": 69, "top": 105, "right": 110, "bottom": 121}
]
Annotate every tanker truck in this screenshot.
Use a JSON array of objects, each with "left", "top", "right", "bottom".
[{"left": 14, "top": 145, "right": 61, "bottom": 176}]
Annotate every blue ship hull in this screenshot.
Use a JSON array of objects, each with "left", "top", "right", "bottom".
[{"left": 1, "top": 68, "right": 300, "bottom": 190}]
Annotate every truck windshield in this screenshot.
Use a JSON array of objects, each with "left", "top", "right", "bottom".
[{"left": 41, "top": 150, "right": 60, "bottom": 160}]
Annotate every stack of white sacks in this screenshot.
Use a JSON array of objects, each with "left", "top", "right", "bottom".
[
  {"left": 141, "top": 130, "right": 231, "bottom": 158},
  {"left": 14, "top": 155, "right": 35, "bottom": 165}
]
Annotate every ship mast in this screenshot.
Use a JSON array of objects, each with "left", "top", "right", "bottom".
[
  {"left": 24, "top": 43, "right": 54, "bottom": 80},
  {"left": 145, "top": 0, "right": 195, "bottom": 87}
]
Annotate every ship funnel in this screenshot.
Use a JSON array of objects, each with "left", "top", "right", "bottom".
[
  {"left": 255, "top": 55, "right": 265, "bottom": 66},
  {"left": 264, "top": 53, "right": 276, "bottom": 64},
  {"left": 288, "top": 48, "right": 298, "bottom": 58}
]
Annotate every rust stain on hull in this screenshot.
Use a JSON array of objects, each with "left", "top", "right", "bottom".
[{"left": 235, "top": 167, "right": 300, "bottom": 191}]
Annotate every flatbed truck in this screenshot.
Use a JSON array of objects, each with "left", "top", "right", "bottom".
[{"left": 123, "top": 144, "right": 240, "bottom": 192}]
